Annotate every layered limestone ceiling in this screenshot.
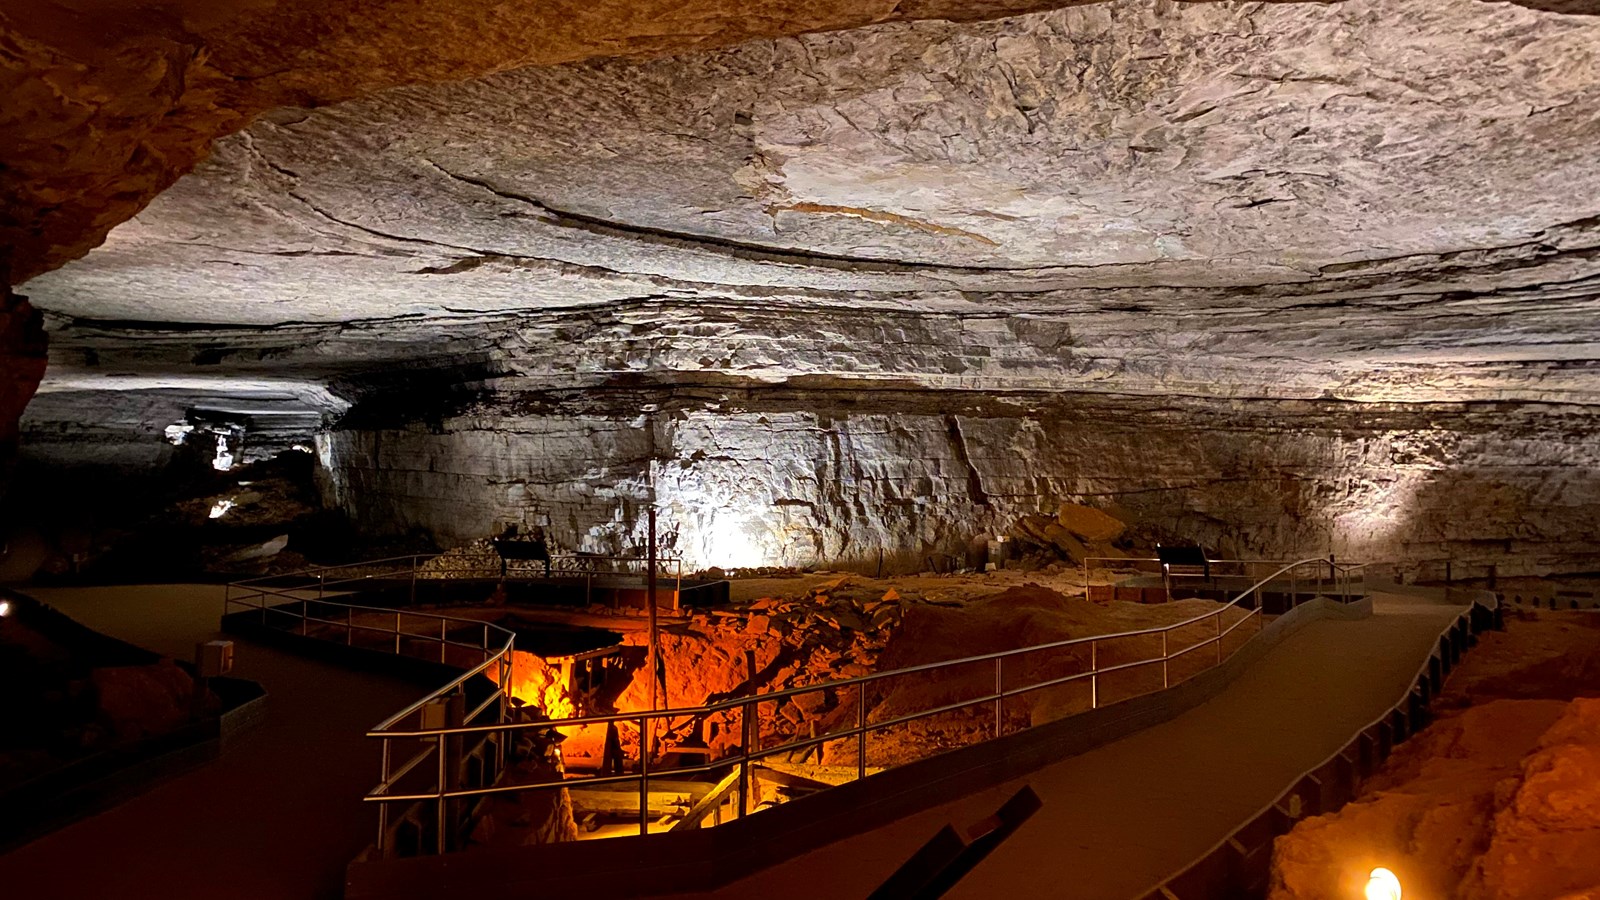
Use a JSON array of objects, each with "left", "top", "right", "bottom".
[{"left": 21, "top": 0, "right": 1600, "bottom": 410}]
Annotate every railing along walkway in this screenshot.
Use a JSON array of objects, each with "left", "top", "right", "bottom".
[
  {"left": 699, "top": 587, "right": 1471, "bottom": 900},
  {"left": 224, "top": 556, "right": 1364, "bottom": 858}
]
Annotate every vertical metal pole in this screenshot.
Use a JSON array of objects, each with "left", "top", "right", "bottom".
[
  {"left": 856, "top": 683, "right": 867, "bottom": 781},
  {"left": 740, "top": 701, "right": 754, "bottom": 817},
  {"left": 377, "top": 738, "right": 392, "bottom": 852},
  {"left": 639, "top": 716, "right": 650, "bottom": 836},
  {"left": 346, "top": 606, "right": 353, "bottom": 646},
  {"left": 1162, "top": 631, "right": 1170, "bottom": 688},
  {"left": 394, "top": 612, "right": 401, "bottom": 654},
  {"left": 992, "top": 658, "right": 1003, "bottom": 738},
  {"left": 1215, "top": 610, "right": 1223, "bottom": 665},
  {"left": 318, "top": 572, "right": 325, "bottom": 601},
  {"left": 1090, "top": 640, "right": 1098, "bottom": 709},
  {"left": 300, "top": 599, "right": 308, "bottom": 636},
  {"left": 647, "top": 507, "right": 659, "bottom": 728},
  {"left": 439, "top": 618, "right": 447, "bottom": 663},
  {"left": 436, "top": 735, "right": 448, "bottom": 854}
]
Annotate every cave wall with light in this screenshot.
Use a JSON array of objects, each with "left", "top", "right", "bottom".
[
  {"left": 314, "top": 389, "right": 1600, "bottom": 575},
  {"left": 6, "top": 0, "right": 1600, "bottom": 581}
]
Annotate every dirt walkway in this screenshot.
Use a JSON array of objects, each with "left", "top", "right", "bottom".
[
  {"left": 672, "top": 592, "right": 1466, "bottom": 900},
  {"left": 0, "top": 584, "right": 421, "bottom": 900}
]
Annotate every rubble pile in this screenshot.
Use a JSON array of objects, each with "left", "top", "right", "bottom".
[
  {"left": 610, "top": 575, "right": 907, "bottom": 758},
  {"left": 1008, "top": 502, "right": 1136, "bottom": 567}
]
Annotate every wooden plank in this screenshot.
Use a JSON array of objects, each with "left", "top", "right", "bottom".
[{"left": 670, "top": 768, "right": 743, "bottom": 832}]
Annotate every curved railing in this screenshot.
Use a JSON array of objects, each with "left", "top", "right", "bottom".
[
  {"left": 231, "top": 555, "right": 1363, "bottom": 856},
  {"left": 223, "top": 551, "right": 689, "bottom": 852}
]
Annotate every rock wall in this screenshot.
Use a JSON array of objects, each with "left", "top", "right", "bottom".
[
  {"left": 319, "top": 390, "right": 1600, "bottom": 578},
  {"left": 0, "top": 284, "right": 48, "bottom": 491}
]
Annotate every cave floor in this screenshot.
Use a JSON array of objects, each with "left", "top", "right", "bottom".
[
  {"left": 670, "top": 591, "right": 1468, "bottom": 900},
  {"left": 0, "top": 584, "right": 421, "bottom": 900}
]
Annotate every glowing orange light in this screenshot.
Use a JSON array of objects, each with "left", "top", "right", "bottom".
[{"left": 1365, "top": 867, "right": 1402, "bottom": 900}]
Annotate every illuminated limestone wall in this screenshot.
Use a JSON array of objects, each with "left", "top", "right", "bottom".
[{"left": 318, "top": 393, "right": 1600, "bottom": 578}]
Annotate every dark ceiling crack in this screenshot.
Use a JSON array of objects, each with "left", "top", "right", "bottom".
[{"left": 418, "top": 158, "right": 1117, "bottom": 276}]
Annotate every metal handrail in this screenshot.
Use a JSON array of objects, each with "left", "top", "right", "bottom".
[
  {"left": 225, "top": 553, "right": 1363, "bottom": 854},
  {"left": 1081, "top": 555, "right": 1355, "bottom": 596},
  {"left": 368, "top": 556, "right": 1364, "bottom": 740},
  {"left": 346, "top": 556, "right": 1364, "bottom": 854}
]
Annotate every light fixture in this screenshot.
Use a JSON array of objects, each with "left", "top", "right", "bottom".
[
  {"left": 0, "top": 600, "right": 11, "bottom": 617},
  {"left": 1365, "top": 867, "right": 1402, "bottom": 900},
  {"left": 213, "top": 434, "right": 236, "bottom": 471}
]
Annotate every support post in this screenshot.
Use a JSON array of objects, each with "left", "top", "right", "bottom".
[
  {"left": 1215, "top": 610, "right": 1223, "bottom": 665},
  {"left": 639, "top": 715, "right": 650, "bottom": 836},
  {"left": 1090, "top": 640, "right": 1098, "bottom": 709},
  {"left": 1162, "top": 630, "right": 1170, "bottom": 688},
  {"left": 992, "top": 657, "right": 1003, "bottom": 738},
  {"left": 436, "top": 735, "right": 449, "bottom": 854},
  {"left": 377, "top": 738, "right": 392, "bottom": 853},
  {"left": 647, "top": 507, "right": 659, "bottom": 729},
  {"left": 740, "top": 701, "right": 755, "bottom": 818},
  {"left": 857, "top": 683, "right": 868, "bottom": 781}
]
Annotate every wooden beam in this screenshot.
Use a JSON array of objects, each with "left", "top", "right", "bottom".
[{"left": 670, "top": 767, "right": 743, "bottom": 832}]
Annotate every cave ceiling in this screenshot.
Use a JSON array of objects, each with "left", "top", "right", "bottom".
[{"left": 15, "top": 0, "right": 1600, "bottom": 418}]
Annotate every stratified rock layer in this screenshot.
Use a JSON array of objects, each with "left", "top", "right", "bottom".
[{"left": 315, "top": 389, "right": 1600, "bottom": 575}]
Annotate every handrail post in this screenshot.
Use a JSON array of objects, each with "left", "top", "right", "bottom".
[
  {"left": 346, "top": 606, "right": 353, "bottom": 646},
  {"left": 856, "top": 683, "right": 867, "bottom": 782},
  {"left": 992, "top": 657, "right": 1003, "bottom": 738},
  {"left": 639, "top": 715, "right": 650, "bottom": 836},
  {"left": 1215, "top": 610, "right": 1223, "bottom": 666},
  {"left": 1161, "top": 630, "right": 1170, "bottom": 688},
  {"left": 1090, "top": 640, "right": 1098, "bottom": 709},
  {"left": 436, "top": 736, "right": 448, "bottom": 854},
  {"left": 377, "top": 738, "right": 392, "bottom": 853},
  {"left": 300, "top": 599, "right": 308, "bottom": 636},
  {"left": 394, "top": 611, "right": 401, "bottom": 655},
  {"left": 439, "top": 618, "right": 447, "bottom": 663},
  {"left": 740, "top": 700, "right": 755, "bottom": 817}
]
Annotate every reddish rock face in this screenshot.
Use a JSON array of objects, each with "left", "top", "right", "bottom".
[{"left": 0, "top": 283, "right": 46, "bottom": 478}]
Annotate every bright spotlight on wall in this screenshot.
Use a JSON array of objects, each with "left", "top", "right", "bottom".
[
  {"left": 209, "top": 499, "right": 236, "bottom": 519},
  {"left": 0, "top": 600, "right": 10, "bottom": 617},
  {"left": 1365, "top": 867, "right": 1402, "bottom": 900}
]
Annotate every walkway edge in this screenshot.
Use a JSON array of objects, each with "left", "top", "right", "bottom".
[{"left": 1140, "top": 588, "right": 1501, "bottom": 899}]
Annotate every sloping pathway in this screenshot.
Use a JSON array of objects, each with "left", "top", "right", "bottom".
[{"left": 679, "top": 591, "right": 1466, "bottom": 900}]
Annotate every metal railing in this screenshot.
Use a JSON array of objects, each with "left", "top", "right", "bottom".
[
  {"left": 1082, "top": 556, "right": 1342, "bottom": 599},
  {"left": 319, "top": 556, "right": 1362, "bottom": 856},
  {"left": 222, "top": 551, "right": 687, "bottom": 854}
]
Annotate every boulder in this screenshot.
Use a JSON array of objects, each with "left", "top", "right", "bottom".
[{"left": 1055, "top": 503, "right": 1127, "bottom": 543}]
